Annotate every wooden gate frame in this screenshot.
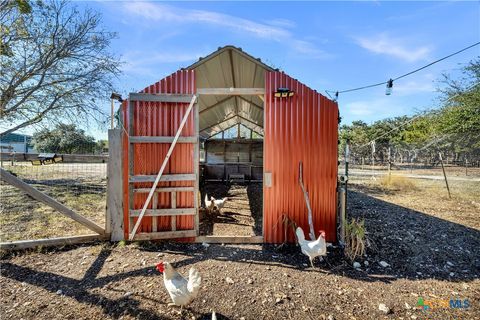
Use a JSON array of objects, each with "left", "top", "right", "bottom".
[
  {"left": 127, "top": 93, "right": 199, "bottom": 241},
  {"left": 0, "top": 168, "right": 106, "bottom": 250}
]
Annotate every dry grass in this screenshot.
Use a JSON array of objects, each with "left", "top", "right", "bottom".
[
  {"left": 379, "top": 174, "right": 417, "bottom": 191},
  {"left": 344, "top": 218, "right": 369, "bottom": 261},
  {"left": 0, "top": 179, "right": 106, "bottom": 242}
]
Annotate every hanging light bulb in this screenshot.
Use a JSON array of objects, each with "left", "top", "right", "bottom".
[{"left": 385, "top": 79, "right": 393, "bottom": 95}]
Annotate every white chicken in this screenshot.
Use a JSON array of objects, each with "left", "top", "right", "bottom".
[
  {"left": 295, "top": 227, "right": 327, "bottom": 268},
  {"left": 155, "top": 261, "right": 202, "bottom": 308},
  {"left": 211, "top": 196, "right": 228, "bottom": 212},
  {"left": 204, "top": 194, "right": 214, "bottom": 213}
]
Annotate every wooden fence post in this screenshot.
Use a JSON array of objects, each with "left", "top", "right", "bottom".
[
  {"left": 107, "top": 129, "right": 124, "bottom": 241},
  {"left": 438, "top": 152, "right": 451, "bottom": 199}
]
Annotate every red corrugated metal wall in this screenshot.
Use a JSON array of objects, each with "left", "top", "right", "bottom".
[
  {"left": 264, "top": 71, "right": 338, "bottom": 243},
  {"left": 122, "top": 70, "right": 196, "bottom": 239}
]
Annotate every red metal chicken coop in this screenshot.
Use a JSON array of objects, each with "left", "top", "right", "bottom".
[{"left": 117, "top": 46, "right": 339, "bottom": 244}]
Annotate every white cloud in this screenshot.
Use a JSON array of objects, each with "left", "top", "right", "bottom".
[
  {"left": 394, "top": 80, "right": 435, "bottom": 95},
  {"left": 122, "top": 2, "right": 328, "bottom": 59},
  {"left": 343, "top": 98, "right": 408, "bottom": 117},
  {"left": 122, "top": 50, "right": 206, "bottom": 75},
  {"left": 355, "top": 33, "right": 432, "bottom": 62}
]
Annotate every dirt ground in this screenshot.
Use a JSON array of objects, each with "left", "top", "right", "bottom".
[
  {"left": 1, "top": 177, "right": 479, "bottom": 320},
  {"left": 200, "top": 182, "right": 262, "bottom": 236}
]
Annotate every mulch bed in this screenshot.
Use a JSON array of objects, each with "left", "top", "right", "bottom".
[{"left": 1, "top": 183, "right": 479, "bottom": 319}]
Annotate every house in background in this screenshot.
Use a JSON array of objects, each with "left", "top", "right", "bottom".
[{"left": 0, "top": 133, "right": 36, "bottom": 153}]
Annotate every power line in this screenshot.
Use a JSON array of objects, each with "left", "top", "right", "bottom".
[{"left": 327, "top": 41, "right": 480, "bottom": 97}]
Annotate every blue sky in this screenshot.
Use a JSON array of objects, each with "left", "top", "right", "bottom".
[{"left": 83, "top": 0, "right": 479, "bottom": 137}]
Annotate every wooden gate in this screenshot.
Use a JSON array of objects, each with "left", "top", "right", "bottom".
[
  {"left": 124, "top": 75, "right": 200, "bottom": 241},
  {"left": 0, "top": 167, "right": 106, "bottom": 250}
]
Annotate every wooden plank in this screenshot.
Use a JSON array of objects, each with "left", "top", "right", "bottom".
[
  {"left": 129, "top": 174, "right": 196, "bottom": 183},
  {"left": 0, "top": 168, "right": 105, "bottom": 235},
  {"left": 193, "top": 102, "right": 200, "bottom": 236},
  {"left": 195, "top": 236, "right": 264, "bottom": 244},
  {"left": 130, "top": 208, "right": 196, "bottom": 217},
  {"left": 107, "top": 129, "right": 124, "bottom": 241},
  {"left": 129, "top": 93, "right": 194, "bottom": 103},
  {"left": 197, "top": 88, "right": 264, "bottom": 95},
  {"left": 133, "top": 230, "right": 197, "bottom": 241},
  {"left": 128, "top": 99, "right": 134, "bottom": 235},
  {"left": 130, "top": 136, "right": 197, "bottom": 143},
  {"left": 0, "top": 234, "right": 108, "bottom": 251},
  {"left": 152, "top": 192, "right": 158, "bottom": 232},
  {"left": 0, "top": 152, "right": 108, "bottom": 163},
  {"left": 129, "top": 95, "right": 197, "bottom": 240},
  {"left": 171, "top": 192, "right": 176, "bottom": 231},
  {"left": 134, "top": 186, "right": 195, "bottom": 193}
]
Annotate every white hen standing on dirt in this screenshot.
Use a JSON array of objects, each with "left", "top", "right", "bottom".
[
  {"left": 155, "top": 261, "right": 202, "bottom": 308},
  {"left": 296, "top": 227, "right": 327, "bottom": 268},
  {"left": 204, "top": 194, "right": 214, "bottom": 212},
  {"left": 211, "top": 196, "right": 228, "bottom": 212}
]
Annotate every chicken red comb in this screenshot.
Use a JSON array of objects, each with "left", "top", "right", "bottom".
[
  {"left": 319, "top": 230, "right": 326, "bottom": 237},
  {"left": 155, "top": 261, "right": 164, "bottom": 273}
]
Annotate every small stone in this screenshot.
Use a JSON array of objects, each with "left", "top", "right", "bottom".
[
  {"left": 446, "top": 261, "right": 454, "bottom": 266},
  {"left": 449, "top": 272, "right": 455, "bottom": 277},
  {"left": 247, "top": 278, "right": 253, "bottom": 284},
  {"left": 405, "top": 302, "right": 411, "bottom": 309},
  {"left": 124, "top": 292, "right": 132, "bottom": 297},
  {"left": 327, "top": 315, "right": 335, "bottom": 320},
  {"left": 225, "top": 277, "right": 234, "bottom": 284},
  {"left": 378, "top": 303, "right": 390, "bottom": 314},
  {"left": 411, "top": 315, "right": 417, "bottom": 319},
  {"left": 202, "top": 242, "right": 210, "bottom": 248},
  {"left": 364, "top": 261, "right": 369, "bottom": 266},
  {"left": 353, "top": 262, "right": 361, "bottom": 269},
  {"left": 275, "top": 297, "right": 282, "bottom": 304},
  {"left": 379, "top": 261, "right": 390, "bottom": 268},
  {"left": 56, "top": 290, "right": 63, "bottom": 295}
]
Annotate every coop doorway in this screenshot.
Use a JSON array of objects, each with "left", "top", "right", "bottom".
[{"left": 196, "top": 88, "right": 264, "bottom": 240}]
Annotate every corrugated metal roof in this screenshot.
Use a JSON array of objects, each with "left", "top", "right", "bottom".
[{"left": 186, "top": 46, "right": 272, "bottom": 139}]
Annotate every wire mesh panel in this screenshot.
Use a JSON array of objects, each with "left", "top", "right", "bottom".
[{"left": 0, "top": 143, "right": 107, "bottom": 241}]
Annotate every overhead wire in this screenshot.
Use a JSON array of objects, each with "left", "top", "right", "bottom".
[
  {"left": 351, "top": 83, "right": 476, "bottom": 149},
  {"left": 327, "top": 41, "right": 480, "bottom": 97}
]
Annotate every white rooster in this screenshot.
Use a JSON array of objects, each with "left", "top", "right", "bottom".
[
  {"left": 211, "top": 196, "right": 228, "bottom": 213},
  {"left": 295, "top": 227, "right": 327, "bottom": 268},
  {"left": 155, "top": 261, "right": 202, "bottom": 308}
]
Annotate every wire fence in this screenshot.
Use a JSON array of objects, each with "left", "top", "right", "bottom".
[
  {"left": 339, "top": 140, "right": 480, "bottom": 180},
  {"left": 0, "top": 141, "right": 108, "bottom": 241}
]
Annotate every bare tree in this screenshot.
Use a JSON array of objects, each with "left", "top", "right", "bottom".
[{"left": 0, "top": 0, "right": 121, "bottom": 137}]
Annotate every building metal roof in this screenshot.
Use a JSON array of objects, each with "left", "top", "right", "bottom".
[{"left": 185, "top": 46, "right": 275, "bottom": 139}]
